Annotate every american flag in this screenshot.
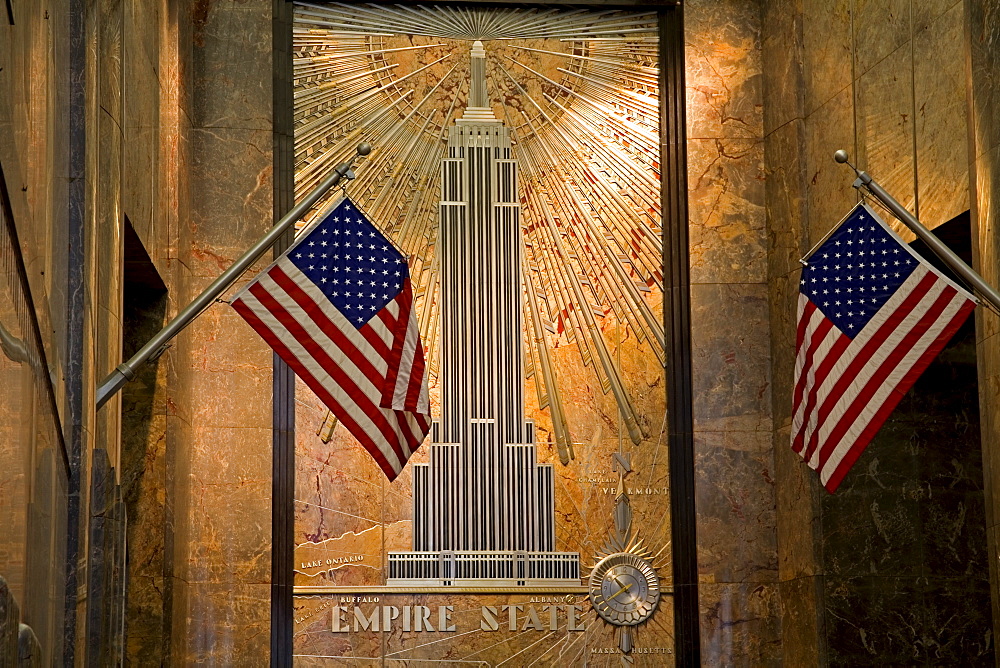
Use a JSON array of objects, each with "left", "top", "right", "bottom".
[
  {"left": 232, "top": 197, "right": 430, "bottom": 481},
  {"left": 792, "top": 203, "right": 976, "bottom": 492}
]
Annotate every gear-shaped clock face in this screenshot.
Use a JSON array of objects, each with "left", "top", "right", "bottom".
[{"left": 588, "top": 552, "right": 660, "bottom": 626}]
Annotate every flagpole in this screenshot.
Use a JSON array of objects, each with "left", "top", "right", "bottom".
[
  {"left": 95, "top": 142, "right": 372, "bottom": 410},
  {"left": 834, "top": 149, "right": 1000, "bottom": 313}
]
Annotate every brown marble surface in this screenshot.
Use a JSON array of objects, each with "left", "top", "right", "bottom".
[
  {"left": 687, "top": 138, "right": 767, "bottom": 285},
  {"left": 801, "top": 0, "right": 853, "bottom": 118},
  {"left": 165, "top": 0, "right": 277, "bottom": 663},
  {"left": 685, "top": 0, "right": 764, "bottom": 141},
  {"left": 914, "top": 2, "right": 970, "bottom": 228},
  {"left": 762, "top": 0, "right": 991, "bottom": 664},
  {"left": 686, "top": 0, "right": 779, "bottom": 663},
  {"left": 971, "top": 0, "right": 1000, "bottom": 632}
]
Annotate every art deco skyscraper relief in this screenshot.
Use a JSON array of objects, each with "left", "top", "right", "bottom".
[{"left": 388, "top": 42, "right": 581, "bottom": 586}]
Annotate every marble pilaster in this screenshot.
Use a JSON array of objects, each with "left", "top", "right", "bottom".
[
  {"left": 686, "top": 0, "right": 778, "bottom": 662},
  {"left": 914, "top": 1, "right": 970, "bottom": 228},
  {"left": 968, "top": 0, "right": 1000, "bottom": 639},
  {"left": 166, "top": 0, "right": 276, "bottom": 663}
]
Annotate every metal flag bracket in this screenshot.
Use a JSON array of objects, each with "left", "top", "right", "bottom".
[{"left": 833, "top": 149, "right": 1000, "bottom": 314}]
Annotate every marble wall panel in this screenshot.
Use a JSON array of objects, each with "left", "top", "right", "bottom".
[
  {"left": 920, "top": 490, "right": 989, "bottom": 577},
  {"left": 98, "top": 0, "right": 124, "bottom": 129},
  {"left": 935, "top": 29, "right": 1000, "bottom": 663},
  {"left": 777, "top": 575, "right": 824, "bottom": 666},
  {"left": 921, "top": 577, "right": 995, "bottom": 662},
  {"left": 186, "top": 127, "right": 274, "bottom": 277},
  {"left": 801, "top": 0, "right": 853, "bottom": 118},
  {"left": 973, "top": 150, "right": 1000, "bottom": 345},
  {"left": 981, "top": 366, "right": 1000, "bottom": 528},
  {"left": 174, "top": 582, "right": 270, "bottom": 664},
  {"left": 855, "top": 45, "right": 918, "bottom": 235},
  {"left": 122, "top": 122, "right": 159, "bottom": 254},
  {"left": 0, "top": 148, "right": 72, "bottom": 663},
  {"left": 823, "top": 575, "right": 921, "bottom": 664},
  {"left": 121, "top": 25, "right": 160, "bottom": 266},
  {"left": 803, "top": 87, "right": 859, "bottom": 245},
  {"left": 760, "top": 0, "right": 803, "bottom": 135},
  {"left": 822, "top": 490, "right": 921, "bottom": 577},
  {"left": 690, "top": 283, "right": 771, "bottom": 433},
  {"left": 685, "top": 0, "right": 764, "bottom": 140},
  {"left": 914, "top": 2, "right": 969, "bottom": 229},
  {"left": 126, "top": 0, "right": 162, "bottom": 77},
  {"left": 766, "top": 275, "right": 798, "bottom": 421},
  {"left": 853, "top": 0, "right": 910, "bottom": 76},
  {"left": 180, "top": 473, "right": 271, "bottom": 584},
  {"left": 764, "top": 120, "right": 808, "bottom": 426},
  {"left": 687, "top": 139, "right": 767, "bottom": 285},
  {"left": 0, "top": 2, "right": 74, "bottom": 399},
  {"left": 188, "top": 2, "right": 273, "bottom": 131},
  {"left": 166, "top": 2, "right": 277, "bottom": 664},
  {"left": 158, "top": 0, "right": 186, "bottom": 268},
  {"left": 686, "top": 0, "right": 775, "bottom": 661},
  {"left": 94, "top": 96, "right": 125, "bottom": 476},
  {"left": 0, "top": 0, "right": 184, "bottom": 662},
  {"left": 179, "top": 306, "right": 274, "bottom": 429},
  {"left": 912, "top": 0, "right": 963, "bottom": 34},
  {"left": 698, "top": 582, "right": 781, "bottom": 666},
  {"left": 972, "top": 145, "right": 1000, "bottom": 546},
  {"left": 694, "top": 431, "right": 776, "bottom": 585},
  {"left": 971, "top": 133, "right": 1000, "bottom": 643},
  {"left": 773, "top": 424, "right": 824, "bottom": 583},
  {"left": 825, "top": 573, "right": 993, "bottom": 664},
  {"left": 989, "top": 526, "right": 1000, "bottom": 646},
  {"left": 86, "top": 15, "right": 129, "bottom": 649},
  {"left": 967, "top": 0, "right": 1000, "bottom": 160},
  {"left": 761, "top": 123, "right": 807, "bottom": 232}
]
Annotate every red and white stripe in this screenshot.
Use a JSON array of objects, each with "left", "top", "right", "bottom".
[
  {"left": 232, "top": 256, "right": 430, "bottom": 481},
  {"left": 791, "top": 265, "right": 975, "bottom": 492}
]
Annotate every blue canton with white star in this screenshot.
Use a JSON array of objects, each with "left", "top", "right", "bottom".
[
  {"left": 288, "top": 198, "right": 406, "bottom": 329},
  {"left": 801, "top": 205, "right": 917, "bottom": 338}
]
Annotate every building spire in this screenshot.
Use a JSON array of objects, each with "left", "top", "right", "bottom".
[{"left": 461, "top": 40, "right": 497, "bottom": 122}]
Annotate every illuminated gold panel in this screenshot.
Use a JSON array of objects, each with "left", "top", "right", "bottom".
[{"left": 292, "top": 4, "right": 670, "bottom": 663}]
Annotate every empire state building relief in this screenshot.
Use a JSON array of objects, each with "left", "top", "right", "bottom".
[
  {"left": 388, "top": 41, "right": 580, "bottom": 587},
  {"left": 290, "top": 3, "right": 670, "bottom": 662}
]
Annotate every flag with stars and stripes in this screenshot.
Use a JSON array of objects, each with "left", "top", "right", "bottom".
[
  {"left": 232, "top": 197, "right": 430, "bottom": 481},
  {"left": 791, "top": 203, "right": 976, "bottom": 492}
]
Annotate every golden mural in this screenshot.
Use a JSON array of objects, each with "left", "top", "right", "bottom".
[{"left": 291, "top": 3, "right": 671, "bottom": 664}]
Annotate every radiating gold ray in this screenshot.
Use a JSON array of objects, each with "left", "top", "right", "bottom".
[
  {"left": 523, "top": 264, "right": 573, "bottom": 464},
  {"left": 496, "top": 64, "right": 664, "bottom": 361},
  {"left": 297, "top": 2, "right": 656, "bottom": 41},
  {"left": 292, "top": 3, "right": 660, "bottom": 454},
  {"left": 517, "top": 146, "right": 645, "bottom": 444},
  {"left": 500, "top": 96, "right": 643, "bottom": 444},
  {"left": 511, "top": 44, "right": 658, "bottom": 79}
]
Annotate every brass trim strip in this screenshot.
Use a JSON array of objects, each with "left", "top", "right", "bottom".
[
  {"left": 293, "top": 586, "right": 676, "bottom": 595},
  {"left": 293, "top": 585, "right": 590, "bottom": 595}
]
